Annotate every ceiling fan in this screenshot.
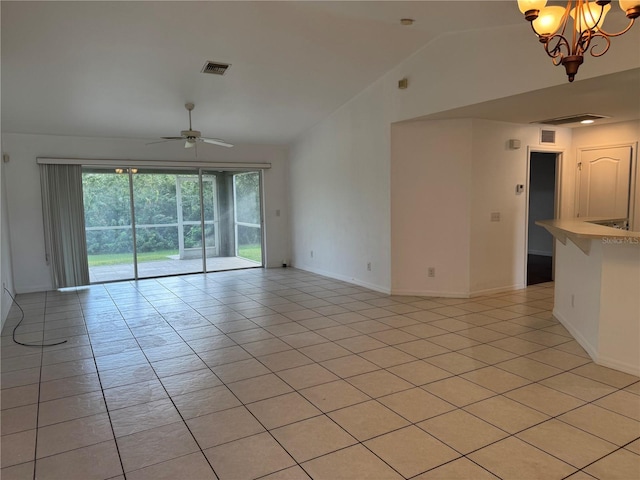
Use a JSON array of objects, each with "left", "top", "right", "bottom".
[{"left": 147, "top": 103, "right": 233, "bottom": 150}]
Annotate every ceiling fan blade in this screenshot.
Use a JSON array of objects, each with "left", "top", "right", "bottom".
[
  {"left": 201, "top": 137, "right": 234, "bottom": 148},
  {"left": 161, "top": 136, "right": 185, "bottom": 140},
  {"left": 146, "top": 139, "right": 182, "bottom": 146},
  {"left": 185, "top": 140, "right": 196, "bottom": 149}
]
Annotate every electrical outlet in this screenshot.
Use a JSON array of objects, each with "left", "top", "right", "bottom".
[
  {"left": 310, "top": 250, "right": 314, "bottom": 258},
  {"left": 427, "top": 267, "right": 435, "bottom": 278},
  {"left": 367, "top": 262, "right": 372, "bottom": 271},
  {"left": 491, "top": 212, "right": 501, "bottom": 222}
]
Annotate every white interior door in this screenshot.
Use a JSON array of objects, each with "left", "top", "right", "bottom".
[{"left": 577, "top": 146, "right": 632, "bottom": 219}]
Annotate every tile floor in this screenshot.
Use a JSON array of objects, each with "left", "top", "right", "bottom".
[{"left": 1, "top": 268, "right": 639, "bottom": 480}]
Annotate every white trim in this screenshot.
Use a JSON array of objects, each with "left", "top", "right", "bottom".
[
  {"left": 553, "top": 308, "right": 598, "bottom": 360},
  {"left": 36, "top": 157, "right": 271, "bottom": 170},
  {"left": 391, "top": 288, "right": 469, "bottom": 298},
  {"left": 294, "top": 264, "right": 391, "bottom": 295},
  {"left": 469, "top": 283, "right": 526, "bottom": 297}
]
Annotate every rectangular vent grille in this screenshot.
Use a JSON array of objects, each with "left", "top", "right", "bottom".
[
  {"left": 541, "top": 129, "right": 556, "bottom": 144},
  {"left": 201, "top": 61, "right": 230, "bottom": 75}
]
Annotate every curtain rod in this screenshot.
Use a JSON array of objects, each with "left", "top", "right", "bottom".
[{"left": 36, "top": 157, "right": 272, "bottom": 170}]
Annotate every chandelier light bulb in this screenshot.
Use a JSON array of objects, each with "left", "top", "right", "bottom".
[
  {"left": 532, "top": 6, "right": 566, "bottom": 36},
  {"left": 619, "top": 0, "right": 640, "bottom": 18},
  {"left": 570, "top": 2, "right": 611, "bottom": 31}
]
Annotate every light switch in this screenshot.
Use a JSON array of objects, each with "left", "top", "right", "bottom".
[
  {"left": 516, "top": 184, "right": 525, "bottom": 194},
  {"left": 491, "top": 212, "right": 500, "bottom": 222}
]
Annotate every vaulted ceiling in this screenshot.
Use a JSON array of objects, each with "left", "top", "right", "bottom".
[{"left": 2, "top": 1, "right": 638, "bottom": 146}]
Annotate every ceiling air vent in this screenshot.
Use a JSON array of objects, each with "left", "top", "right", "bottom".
[
  {"left": 536, "top": 113, "right": 610, "bottom": 125},
  {"left": 540, "top": 129, "right": 556, "bottom": 144},
  {"left": 201, "top": 61, "right": 230, "bottom": 76}
]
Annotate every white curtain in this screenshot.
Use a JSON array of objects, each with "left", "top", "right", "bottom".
[{"left": 40, "top": 164, "right": 90, "bottom": 288}]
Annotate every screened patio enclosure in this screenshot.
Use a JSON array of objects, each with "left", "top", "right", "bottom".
[{"left": 82, "top": 167, "right": 263, "bottom": 283}]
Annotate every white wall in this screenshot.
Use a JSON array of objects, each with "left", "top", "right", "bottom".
[
  {"left": 2, "top": 133, "right": 289, "bottom": 293},
  {"left": 1, "top": 150, "right": 16, "bottom": 329},
  {"left": 571, "top": 120, "right": 640, "bottom": 231},
  {"left": 289, "top": 19, "right": 638, "bottom": 292},
  {"left": 391, "top": 119, "right": 472, "bottom": 296},
  {"left": 289, "top": 79, "right": 393, "bottom": 292}
]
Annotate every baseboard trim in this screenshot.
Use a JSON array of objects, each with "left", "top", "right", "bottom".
[
  {"left": 469, "top": 284, "right": 527, "bottom": 297},
  {"left": 390, "top": 288, "right": 469, "bottom": 298},
  {"left": 293, "top": 264, "right": 391, "bottom": 295}
]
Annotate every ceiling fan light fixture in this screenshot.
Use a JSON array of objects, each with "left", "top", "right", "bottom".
[{"left": 518, "top": 0, "right": 639, "bottom": 82}]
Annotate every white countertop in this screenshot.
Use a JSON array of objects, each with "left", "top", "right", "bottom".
[{"left": 536, "top": 218, "right": 640, "bottom": 240}]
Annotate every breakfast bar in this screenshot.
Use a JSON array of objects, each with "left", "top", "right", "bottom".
[{"left": 536, "top": 218, "right": 640, "bottom": 376}]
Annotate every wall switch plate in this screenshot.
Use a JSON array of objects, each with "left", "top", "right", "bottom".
[
  {"left": 310, "top": 250, "right": 314, "bottom": 258},
  {"left": 367, "top": 262, "right": 372, "bottom": 271},
  {"left": 491, "top": 212, "right": 501, "bottom": 222},
  {"left": 427, "top": 267, "right": 435, "bottom": 278},
  {"left": 516, "top": 184, "right": 525, "bottom": 194}
]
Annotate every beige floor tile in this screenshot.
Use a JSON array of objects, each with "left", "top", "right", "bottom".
[
  {"left": 247, "top": 392, "right": 321, "bottom": 429},
  {"left": 151, "top": 354, "right": 207, "bottom": 378},
  {"left": 242, "top": 338, "right": 293, "bottom": 357},
  {"left": 205, "top": 432, "right": 295, "bottom": 479},
  {"left": 559, "top": 404, "right": 640, "bottom": 446},
  {"left": 172, "top": 385, "right": 241, "bottom": 419},
  {"left": 504, "top": 383, "right": 585, "bottom": 416},
  {"left": 302, "top": 444, "right": 403, "bottom": 480},
  {"left": 36, "top": 413, "right": 113, "bottom": 459},
  {"left": 541, "top": 372, "right": 617, "bottom": 402},
  {"left": 116, "top": 421, "right": 199, "bottom": 472},
  {"left": 564, "top": 471, "right": 600, "bottom": 480},
  {"left": 227, "top": 373, "right": 293, "bottom": 403},
  {"left": 187, "top": 405, "right": 265, "bottom": 449},
  {"left": 1, "top": 429, "right": 36, "bottom": 468},
  {"left": 364, "top": 425, "right": 459, "bottom": 478},
  {"left": 422, "top": 377, "right": 495, "bottom": 407},
  {"left": 39, "top": 372, "right": 102, "bottom": 402},
  {"left": 34, "top": 440, "right": 122, "bottom": 480},
  {"left": 158, "top": 368, "right": 222, "bottom": 396},
  {"left": 425, "top": 352, "right": 488, "bottom": 375},
  {"left": 336, "top": 335, "right": 388, "bottom": 353},
  {"left": 428, "top": 333, "right": 480, "bottom": 350},
  {"left": 281, "top": 331, "right": 327, "bottom": 348},
  {"left": 496, "top": 356, "right": 563, "bottom": 381},
  {"left": 554, "top": 340, "right": 591, "bottom": 358},
  {"left": 259, "top": 349, "right": 315, "bottom": 370},
  {"left": 399, "top": 324, "right": 448, "bottom": 339},
  {"left": 199, "top": 345, "right": 251, "bottom": 367},
  {"left": 0, "top": 462, "right": 34, "bottom": 480},
  {"left": 526, "top": 348, "right": 590, "bottom": 370},
  {"left": 314, "top": 325, "right": 360, "bottom": 342},
  {"left": 38, "top": 390, "right": 107, "bottom": 427},
  {"left": 469, "top": 436, "right": 575, "bottom": 479},
  {"left": 347, "top": 370, "right": 413, "bottom": 398},
  {"left": 394, "top": 339, "right": 449, "bottom": 358},
  {"left": 370, "top": 329, "right": 420, "bottom": 345},
  {"left": 109, "top": 398, "right": 181, "bottom": 437},
  {"left": 276, "top": 363, "right": 338, "bottom": 390},
  {"left": 413, "top": 457, "right": 499, "bottom": 479},
  {"left": 260, "top": 465, "right": 311, "bottom": 479},
  {"left": 418, "top": 409, "right": 507, "bottom": 454},
  {"left": 594, "top": 390, "right": 640, "bottom": 421},
  {"left": 1, "top": 384, "right": 39, "bottom": 410},
  {"left": 97, "top": 364, "right": 157, "bottom": 390},
  {"left": 456, "top": 344, "right": 516, "bottom": 364},
  {"left": 320, "top": 354, "right": 379, "bottom": 378},
  {"left": 102, "top": 379, "right": 168, "bottom": 412},
  {"left": 300, "top": 379, "right": 370, "bottom": 412},
  {"left": 1, "top": 404, "right": 38, "bottom": 435},
  {"left": 387, "top": 360, "right": 453, "bottom": 386},
  {"left": 211, "top": 358, "right": 271, "bottom": 383},
  {"left": 350, "top": 319, "right": 393, "bottom": 334},
  {"left": 379, "top": 388, "right": 456, "bottom": 423},
  {"left": 625, "top": 438, "right": 640, "bottom": 455},
  {"left": 488, "top": 337, "right": 547, "bottom": 355},
  {"left": 126, "top": 452, "right": 217, "bottom": 480},
  {"left": 271, "top": 415, "right": 357, "bottom": 462},
  {"left": 584, "top": 448, "right": 640, "bottom": 480},
  {"left": 572, "top": 363, "right": 640, "bottom": 388},
  {"left": 359, "top": 346, "right": 416, "bottom": 368},
  {"left": 456, "top": 326, "right": 507, "bottom": 343},
  {"left": 461, "top": 366, "right": 531, "bottom": 393},
  {"left": 517, "top": 419, "right": 618, "bottom": 469},
  {"left": 625, "top": 381, "right": 640, "bottom": 396},
  {"left": 464, "top": 396, "right": 549, "bottom": 434},
  {"left": 328, "top": 400, "right": 409, "bottom": 441}
]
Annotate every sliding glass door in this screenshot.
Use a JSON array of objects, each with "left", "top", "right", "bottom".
[
  {"left": 83, "top": 169, "right": 135, "bottom": 283},
  {"left": 82, "top": 167, "right": 263, "bottom": 283}
]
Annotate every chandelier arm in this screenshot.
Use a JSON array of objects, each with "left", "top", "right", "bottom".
[
  {"left": 593, "top": 18, "right": 635, "bottom": 38},
  {"left": 587, "top": 33, "right": 612, "bottom": 57},
  {"left": 543, "top": 34, "right": 570, "bottom": 62}
]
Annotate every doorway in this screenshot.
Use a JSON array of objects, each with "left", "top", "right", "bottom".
[{"left": 526, "top": 152, "right": 558, "bottom": 286}]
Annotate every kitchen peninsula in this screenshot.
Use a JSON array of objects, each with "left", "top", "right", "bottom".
[{"left": 537, "top": 218, "right": 640, "bottom": 376}]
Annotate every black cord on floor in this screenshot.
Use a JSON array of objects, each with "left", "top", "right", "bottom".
[{"left": 4, "top": 287, "right": 67, "bottom": 347}]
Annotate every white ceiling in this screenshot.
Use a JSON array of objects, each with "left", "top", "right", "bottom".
[
  {"left": 1, "top": 1, "right": 521, "bottom": 144},
  {"left": 2, "top": 1, "right": 637, "bottom": 146}
]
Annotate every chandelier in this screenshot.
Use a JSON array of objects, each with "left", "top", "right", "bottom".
[{"left": 517, "top": 1, "right": 640, "bottom": 81}]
